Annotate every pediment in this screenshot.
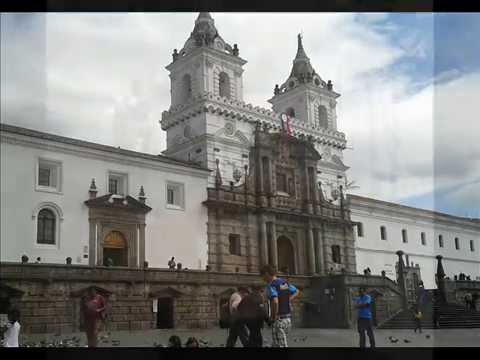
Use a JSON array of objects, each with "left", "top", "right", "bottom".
[
  {"left": 70, "top": 285, "right": 113, "bottom": 298},
  {"left": 0, "top": 283, "right": 24, "bottom": 298},
  {"left": 84, "top": 194, "right": 152, "bottom": 213},
  {"left": 149, "top": 286, "right": 187, "bottom": 298}
]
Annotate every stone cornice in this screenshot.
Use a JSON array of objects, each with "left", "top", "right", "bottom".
[
  {"left": 160, "top": 92, "right": 347, "bottom": 149},
  {"left": 356, "top": 247, "right": 480, "bottom": 264},
  {"left": 1, "top": 130, "right": 210, "bottom": 178},
  {"left": 166, "top": 46, "right": 247, "bottom": 71}
]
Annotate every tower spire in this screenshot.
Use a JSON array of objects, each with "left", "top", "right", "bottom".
[{"left": 295, "top": 33, "right": 309, "bottom": 62}]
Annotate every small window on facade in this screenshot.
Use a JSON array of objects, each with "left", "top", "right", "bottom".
[
  {"left": 421, "top": 232, "right": 426, "bottom": 246},
  {"left": 229, "top": 234, "right": 241, "bottom": 256},
  {"left": 317, "top": 105, "right": 328, "bottom": 128},
  {"left": 181, "top": 74, "right": 192, "bottom": 103},
  {"left": 439, "top": 235, "right": 444, "bottom": 248},
  {"left": 402, "top": 229, "right": 408, "bottom": 243},
  {"left": 37, "top": 208, "right": 56, "bottom": 245},
  {"left": 332, "top": 245, "right": 341, "bottom": 264},
  {"left": 219, "top": 72, "right": 231, "bottom": 99},
  {"left": 380, "top": 226, "right": 387, "bottom": 240},
  {"left": 470, "top": 240, "right": 475, "bottom": 252},
  {"left": 108, "top": 172, "right": 127, "bottom": 196},
  {"left": 37, "top": 159, "right": 62, "bottom": 192},
  {"left": 285, "top": 107, "right": 295, "bottom": 118},
  {"left": 166, "top": 182, "right": 185, "bottom": 210},
  {"left": 276, "top": 172, "right": 288, "bottom": 193},
  {"left": 455, "top": 237, "right": 460, "bottom": 250},
  {"left": 357, "top": 223, "right": 364, "bottom": 237}
]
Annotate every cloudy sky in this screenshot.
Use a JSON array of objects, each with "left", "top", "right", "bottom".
[{"left": 1, "top": 13, "right": 479, "bottom": 217}]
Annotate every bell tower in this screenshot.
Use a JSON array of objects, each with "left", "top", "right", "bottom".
[
  {"left": 167, "top": 12, "right": 246, "bottom": 107},
  {"left": 268, "top": 34, "right": 349, "bottom": 202}
]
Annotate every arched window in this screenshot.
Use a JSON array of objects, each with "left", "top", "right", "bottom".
[
  {"left": 318, "top": 105, "right": 328, "bottom": 128},
  {"left": 402, "top": 229, "right": 408, "bottom": 243},
  {"left": 219, "top": 72, "right": 231, "bottom": 98},
  {"left": 455, "top": 237, "right": 460, "bottom": 250},
  {"left": 181, "top": 74, "right": 192, "bottom": 103},
  {"left": 439, "top": 235, "right": 444, "bottom": 248},
  {"left": 285, "top": 107, "right": 295, "bottom": 118},
  {"left": 421, "top": 232, "right": 427, "bottom": 246},
  {"left": 37, "top": 208, "right": 56, "bottom": 245}
]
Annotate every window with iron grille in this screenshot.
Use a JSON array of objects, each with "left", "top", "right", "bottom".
[
  {"left": 229, "top": 234, "right": 241, "bottom": 256},
  {"left": 37, "top": 208, "right": 56, "bottom": 245},
  {"left": 332, "top": 245, "right": 341, "bottom": 264}
]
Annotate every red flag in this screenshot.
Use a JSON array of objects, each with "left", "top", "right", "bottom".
[{"left": 281, "top": 113, "right": 293, "bottom": 136}]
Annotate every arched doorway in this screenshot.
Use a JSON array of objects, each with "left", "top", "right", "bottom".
[
  {"left": 277, "top": 236, "right": 295, "bottom": 275},
  {"left": 103, "top": 231, "right": 128, "bottom": 267}
]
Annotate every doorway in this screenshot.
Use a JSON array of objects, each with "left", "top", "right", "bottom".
[
  {"left": 277, "top": 236, "right": 295, "bottom": 275},
  {"left": 157, "top": 297, "right": 174, "bottom": 329},
  {"left": 103, "top": 231, "right": 128, "bottom": 266}
]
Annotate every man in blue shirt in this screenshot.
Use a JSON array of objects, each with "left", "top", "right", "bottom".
[
  {"left": 354, "top": 287, "right": 376, "bottom": 348},
  {"left": 260, "top": 264, "right": 299, "bottom": 347}
]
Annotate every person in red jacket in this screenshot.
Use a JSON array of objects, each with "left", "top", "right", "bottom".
[{"left": 82, "top": 287, "right": 106, "bottom": 347}]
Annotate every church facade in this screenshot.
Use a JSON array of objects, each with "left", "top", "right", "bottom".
[{"left": 0, "top": 12, "right": 479, "bottom": 334}]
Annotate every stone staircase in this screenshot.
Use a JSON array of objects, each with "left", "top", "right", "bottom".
[{"left": 379, "top": 303, "right": 480, "bottom": 329}]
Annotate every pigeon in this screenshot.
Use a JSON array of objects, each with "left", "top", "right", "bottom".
[
  {"left": 388, "top": 336, "right": 399, "bottom": 343},
  {"left": 426, "top": 335, "right": 431, "bottom": 339},
  {"left": 404, "top": 339, "right": 411, "bottom": 343}
]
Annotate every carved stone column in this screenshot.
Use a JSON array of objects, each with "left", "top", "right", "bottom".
[
  {"left": 215, "top": 208, "right": 224, "bottom": 271},
  {"left": 268, "top": 221, "right": 278, "bottom": 270},
  {"left": 259, "top": 214, "right": 269, "bottom": 267},
  {"left": 88, "top": 219, "right": 96, "bottom": 266},
  {"left": 315, "top": 227, "right": 325, "bottom": 275},
  {"left": 306, "top": 222, "right": 316, "bottom": 275},
  {"left": 139, "top": 223, "right": 146, "bottom": 267}
]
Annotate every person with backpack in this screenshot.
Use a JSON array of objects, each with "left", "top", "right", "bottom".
[
  {"left": 225, "top": 287, "right": 250, "bottom": 347},
  {"left": 237, "top": 285, "right": 269, "bottom": 347},
  {"left": 260, "top": 264, "right": 299, "bottom": 348}
]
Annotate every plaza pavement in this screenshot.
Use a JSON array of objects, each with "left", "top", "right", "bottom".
[{"left": 19, "top": 327, "right": 480, "bottom": 347}]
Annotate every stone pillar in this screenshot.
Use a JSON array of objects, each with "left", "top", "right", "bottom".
[
  {"left": 259, "top": 214, "right": 269, "bottom": 266},
  {"left": 139, "top": 223, "right": 146, "bottom": 267},
  {"left": 215, "top": 209, "right": 224, "bottom": 271},
  {"left": 304, "top": 164, "right": 313, "bottom": 214},
  {"left": 315, "top": 227, "right": 325, "bottom": 275},
  {"left": 436, "top": 255, "right": 447, "bottom": 304},
  {"left": 96, "top": 221, "right": 102, "bottom": 266},
  {"left": 306, "top": 223, "right": 316, "bottom": 275},
  {"left": 321, "top": 224, "right": 329, "bottom": 274},
  {"left": 396, "top": 250, "right": 408, "bottom": 309},
  {"left": 88, "top": 219, "right": 96, "bottom": 266},
  {"left": 245, "top": 211, "right": 254, "bottom": 273},
  {"left": 268, "top": 221, "right": 278, "bottom": 270}
]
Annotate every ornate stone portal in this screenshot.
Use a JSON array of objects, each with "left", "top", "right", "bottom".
[
  {"left": 84, "top": 193, "right": 152, "bottom": 268},
  {"left": 204, "top": 126, "right": 356, "bottom": 275}
]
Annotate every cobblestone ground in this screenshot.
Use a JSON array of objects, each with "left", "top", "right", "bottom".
[{"left": 18, "top": 328, "right": 480, "bottom": 347}]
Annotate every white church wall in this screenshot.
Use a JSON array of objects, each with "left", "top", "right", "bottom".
[
  {"left": 350, "top": 197, "right": 480, "bottom": 289},
  {"left": 1, "top": 135, "right": 209, "bottom": 270}
]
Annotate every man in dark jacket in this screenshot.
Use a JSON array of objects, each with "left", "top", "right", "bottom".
[{"left": 237, "top": 286, "right": 269, "bottom": 347}]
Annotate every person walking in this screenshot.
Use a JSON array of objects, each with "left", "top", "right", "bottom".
[
  {"left": 354, "top": 287, "right": 376, "bottom": 348},
  {"left": 82, "top": 287, "right": 107, "bottom": 347},
  {"left": 1, "top": 309, "right": 21, "bottom": 347},
  {"left": 168, "top": 257, "right": 176, "bottom": 270},
  {"left": 260, "top": 265, "right": 299, "bottom": 348},
  {"left": 465, "top": 292, "right": 472, "bottom": 311},
  {"left": 237, "top": 285, "right": 269, "bottom": 347},
  {"left": 412, "top": 306, "right": 423, "bottom": 333},
  {"left": 225, "top": 287, "right": 250, "bottom": 347}
]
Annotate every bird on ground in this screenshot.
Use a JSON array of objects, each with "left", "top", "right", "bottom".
[
  {"left": 404, "top": 339, "right": 411, "bottom": 343},
  {"left": 426, "top": 335, "right": 431, "bottom": 339},
  {"left": 388, "top": 336, "right": 399, "bottom": 343}
]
